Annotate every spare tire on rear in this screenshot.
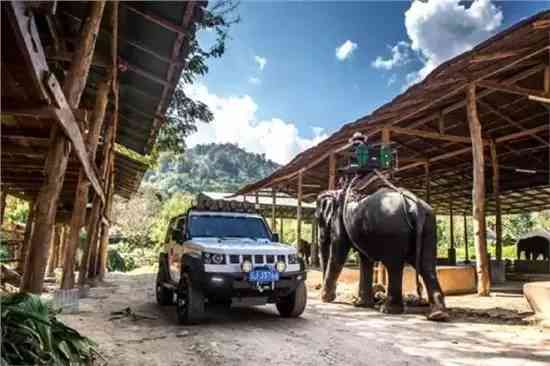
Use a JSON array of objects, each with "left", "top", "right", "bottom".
[{"left": 276, "top": 281, "right": 307, "bottom": 317}]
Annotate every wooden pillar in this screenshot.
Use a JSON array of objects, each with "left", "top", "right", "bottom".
[
  {"left": 448, "top": 201, "right": 456, "bottom": 265},
  {"left": 466, "top": 83, "right": 490, "bottom": 296},
  {"left": 97, "top": 175, "right": 115, "bottom": 281},
  {"left": 424, "top": 163, "right": 431, "bottom": 204},
  {"left": 463, "top": 214, "right": 470, "bottom": 263},
  {"left": 490, "top": 141, "right": 502, "bottom": 261},
  {"left": 21, "top": 1, "right": 106, "bottom": 294},
  {"left": 16, "top": 200, "right": 35, "bottom": 273},
  {"left": 297, "top": 172, "right": 303, "bottom": 246},
  {"left": 46, "top": 224, "right": 61, "bottom": 277},
  {"left": 328, "top": 153, "right": 336, "bottom": 190},
  {"left": 271, "top": 188, "right": 277, "bottom": 232},
  {"left": 280, "top": 217, "right": 284, "bottom": 243},
  {"left": 0, "top": 191, "right": 7, "bottom": 227},
  {"left": 63, "top": 76, "right": 111, "bottom": 289}
]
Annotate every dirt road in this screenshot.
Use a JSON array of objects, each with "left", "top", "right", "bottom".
[{"left": 59, "top": 271, "right": 550, "bottom": 366}]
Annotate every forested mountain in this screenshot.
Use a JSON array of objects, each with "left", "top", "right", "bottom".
[{"left": 143, "top": 143, "right": 280, "bottom": 195}]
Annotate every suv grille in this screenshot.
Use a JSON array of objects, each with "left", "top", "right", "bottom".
[
  {"left": 226, "top": 254, "right": 287, "bottom": 265},
  {"left": 230, "top": 255, "right": 240, "bottom": 264},
  {"left": 266, "top": 255, "right": 275, "bottom": 263},
  {"left": 254, "top": 255, "right": 264, "bottom": 264},
  {"left": 277, "top": 255, "right": 285, "bottom": 263}
]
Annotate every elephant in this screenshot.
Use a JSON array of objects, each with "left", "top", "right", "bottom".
[
  {"left": 316, "top": 181, "right": 448, "bottom": 321},
  {"left": 517, "top": 236, "right": 550, "bottom": 260}
]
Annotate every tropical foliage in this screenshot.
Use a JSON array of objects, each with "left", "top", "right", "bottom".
[
  {"left": 1, "top": 293, "right": 98, "bottom": 365},
  {"left": 143, "top": 143, "right": 280, "bottom": 195}
]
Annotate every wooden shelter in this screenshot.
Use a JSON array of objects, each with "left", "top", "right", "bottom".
[
  {"left": 236, "top": 11, "right": 550, "bottom": 295},
  {"left": 1, "top": 1, "right": 204, "bottom": 293}
]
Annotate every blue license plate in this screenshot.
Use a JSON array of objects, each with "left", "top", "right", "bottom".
[{"left": 249, "top": 270, "right": 279, "bottom": 283}]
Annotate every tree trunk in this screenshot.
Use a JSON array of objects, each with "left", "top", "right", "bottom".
[
  {"left": 63, "top": 77, "right": 111, "bottom": 289},
  {"left": 46, "top": 225, "right": 61, "bottom": 277},
  {"left": 466, "top": 83, "right": 490, "bottom": 296},
  {"left": 20, "top": 1, "right": 106, "bottom": 294}
]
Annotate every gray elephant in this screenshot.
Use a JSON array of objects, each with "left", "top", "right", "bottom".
[
  {"left": 316, "top": 182, "right": 448, "bottom": 321},
  {"left": 517, "top": 236, "right": 550, "bottom": 260}
]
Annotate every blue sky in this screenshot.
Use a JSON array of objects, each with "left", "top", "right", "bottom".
[{"left": 185, "top": 1, "right": 549, "bottom": 164}]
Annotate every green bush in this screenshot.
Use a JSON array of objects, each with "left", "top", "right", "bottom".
[{"left": 1, "top": 293, "right": 98, "bottom": 365}]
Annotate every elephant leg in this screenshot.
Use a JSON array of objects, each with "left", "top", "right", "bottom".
[
  {"left": 321, "top": 238, "right": 351, "bottom": 303},
  {"left": 420, "top": 265, "right": 449, "bottom": 321},
  {"left": 319, "top": 229, "right": 331, "bottom": 281},
  {"left": 379, "top": 263, "right": 404, "bottom": 314},
  {"left": 354, "top": 254, "right": 374, "bottom": 308}
]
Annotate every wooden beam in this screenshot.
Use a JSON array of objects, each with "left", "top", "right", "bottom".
[
  {"left": 272, "top": 188, "right": 277, "bottom": 232},
  {"left": 389, "top": 126, "right": 481, "bottom": 144},
  {"left": 466, "top": 83, "right": 490, "bottom": 296},
  {"left": 495, "top": 124, "right": 549, "bottom": 143},
  {"left": 123, "top": 4, "right": 190, "bottom": 35},
  {"left": 479, "top": 101, "right": 549, "bottom": 147},
  {"left": 477, "top": 79, "right": 548, "bottom": 99}
]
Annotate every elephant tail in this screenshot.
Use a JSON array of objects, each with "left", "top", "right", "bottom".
[{"left": 415, "top": 202, "right": 427, "bottom": 300}]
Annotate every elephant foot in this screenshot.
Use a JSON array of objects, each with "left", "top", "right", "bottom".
[
  {"left": 379, "top": 302, "right": 404, "bottom": 315},
  {"left": 427, "top": 305, "right": 450, "bottom": 322},
  {"left": 320, "top": 288, "right": 336, "bottom": 303},
  {"left": 352, "top": 297, "right": 375, "bottom": 308}
]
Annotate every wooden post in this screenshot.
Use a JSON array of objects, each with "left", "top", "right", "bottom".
[
  {"left": 448, "top": 201, "right": 456, "bottom": 265},
  {"left": 21, "top": 1, "right": 106, "bottom": 294},
  {"left": 62, "top": 76, "right": 111, "bottom": 289},
  {"left": 97, "top": 176, "right": 115, "bottom": 281},
  {"left": 0, "top": 191, "right": 7, "bottom": 227},
  {"left": 466, "top": 83, "right": 490, "bottom": 296},
  {"left": 16, "top": 200, "right": 35, "bottom": 273},
  {"left": 297, "top": 172, "right": 303, "bottom": 246},
  {"left": 490, "top": 141, "right": 502, "bottom": 261},
  {"left": 463, "top": 214, "right": 470, "bottom": 263},
  {"left": 424, "top": 163, "right": 431, "bottom": 204},
  {"left": 328, "top": 153, "right": 336, "bottom": 190},
  {"left": 46, "top": 225, "right": 61, "bottom": 277},
  {"left": 271, "top": 188, "right": 277, "bottom": 232},
  {"left": 280, "top": 217, "right": 284, "bottom": 243}
]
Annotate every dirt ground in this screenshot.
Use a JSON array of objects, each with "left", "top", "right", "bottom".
[{"left": 59, "top": 269, "right": 550, "bottom": 366}]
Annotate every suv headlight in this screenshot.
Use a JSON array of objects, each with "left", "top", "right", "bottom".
[
  {"left": 288, "top": 254, "right": 298, "bottom": 264},
  {"left": 275, "top": 261, "right": 286, "bottom": 273},
  {"left": 203, "top": 252, "right": 226, "bottom": 265},
  {"left": 241, "top": 260, "right": 253, "bottom": 273}
]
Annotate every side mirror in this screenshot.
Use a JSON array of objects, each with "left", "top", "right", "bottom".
[{"left": 272, "top": 233, "right": 280, "bottom": 243}]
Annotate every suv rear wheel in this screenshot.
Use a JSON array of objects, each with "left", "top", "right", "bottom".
[
  {"left": 176, "top": 272, "right": 204, "bottom": 325},
  {"left": 276, "top": 281, "right": 307, "bottom": 317}
]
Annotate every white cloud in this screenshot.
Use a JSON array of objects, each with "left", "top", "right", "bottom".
[
  {"left": 184, "top": 83, "right": 328, "bottom": 165},
  {"left": 404, "top": 0, "right": 503, "bottom": 85},
  {"left": 372, "top": 41, "right": 411, "bottom": 70},
  {"left": 335, "top": 40, "right": 358, "bottom": 61},
  {"left": 387, "top": 74, "right": 397, "bottom": 86},
  {"left": 254, "top": 55, "right": 267, "bottom": 71},
  {"left": 248, "top": 77, "right": 261, "bottom": 85}
]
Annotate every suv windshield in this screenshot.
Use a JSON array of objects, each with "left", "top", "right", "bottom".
[{"left": 188, "top": 215, "right": 271, "bottom": 240}]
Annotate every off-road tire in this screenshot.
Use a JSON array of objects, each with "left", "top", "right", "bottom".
[
  {"left": 276, "top": 281, "right": 307, "bottom": 318},
  {"left": 176, "top": 272, "right": 204, "bottom": 325},
  {"left": 156, "top": 281, "right": 173, "bottom": 306}
]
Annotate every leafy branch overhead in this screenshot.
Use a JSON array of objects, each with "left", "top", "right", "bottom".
[{"left": 157, "top": 0, "right": 240, "bottom": 154}]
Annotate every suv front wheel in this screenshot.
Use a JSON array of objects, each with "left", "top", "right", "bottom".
[
  {"left": 276, "top": 281, "right": 307, "bottom": 317},
  {"left": 176, "top": 272, "right": 204, "bottom": 325}
]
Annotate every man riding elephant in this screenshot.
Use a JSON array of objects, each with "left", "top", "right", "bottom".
[{"left": 316, "top": 174, "right": 449, "bottom": 321}]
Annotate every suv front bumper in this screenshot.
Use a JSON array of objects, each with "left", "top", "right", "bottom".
[{"left": 200, "top": 271, "right": 307, "bottom": 302}]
